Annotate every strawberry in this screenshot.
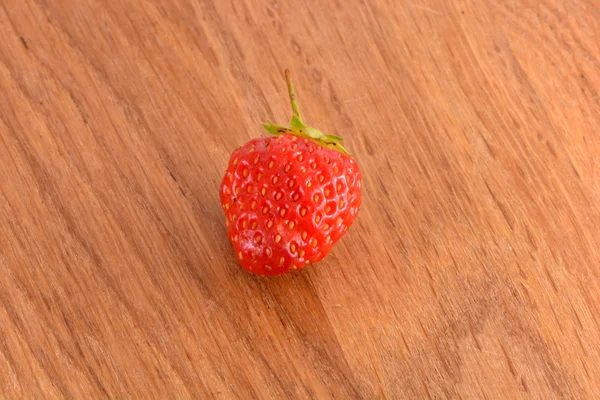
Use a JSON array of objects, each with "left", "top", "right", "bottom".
[{"left": 220, "top": 70, "right": 362, "bottom": 276}]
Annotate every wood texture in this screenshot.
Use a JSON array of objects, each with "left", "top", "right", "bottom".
[{"left": 1, "top": 0, "right": 599, "bottom": 398}]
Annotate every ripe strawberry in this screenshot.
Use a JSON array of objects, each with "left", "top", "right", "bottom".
[{"left": 220, "top": 70, "right": 362, "bottom": 276}]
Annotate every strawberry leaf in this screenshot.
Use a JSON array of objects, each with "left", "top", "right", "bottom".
[
  {"left": 289, "top": 115, "right": 306, "bottom": 130},
  {"left": 263, "top": 122, "right": 293, "bottom": 136}
]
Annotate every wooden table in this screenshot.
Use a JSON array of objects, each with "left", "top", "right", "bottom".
[{"left": 1, "top": 0, "right": 599, "bottom": 398}]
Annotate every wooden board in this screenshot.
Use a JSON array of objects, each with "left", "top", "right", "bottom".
[{"left": 1, "top": 0, "right": 599, "bottom": 397}]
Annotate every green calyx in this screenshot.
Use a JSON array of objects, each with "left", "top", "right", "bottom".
[{"left": 263, "top": 69, "right": 349, "bottom": 155}]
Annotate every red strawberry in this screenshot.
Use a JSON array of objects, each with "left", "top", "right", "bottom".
[{"left": 220, "top": 70, "right": 362, "bottom": 276}]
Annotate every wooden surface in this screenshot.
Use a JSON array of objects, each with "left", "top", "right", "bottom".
[{"left": 0, "top": 0, "right": 599, "bottom": 398}]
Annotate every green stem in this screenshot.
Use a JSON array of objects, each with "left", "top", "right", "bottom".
[
  {"left": 263, "top": 69, "right": 350, "bottom": 155},
  {"left": 285, "top": 69, "right": 302, "bottom": 121}
]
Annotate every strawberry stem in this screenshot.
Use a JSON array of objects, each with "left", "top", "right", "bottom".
[
  {"left": 285, "top": 69, "right": 303, "bottom": 121},
  {"left": 263, "top": 69, "right": 350, "bottom": 155}
]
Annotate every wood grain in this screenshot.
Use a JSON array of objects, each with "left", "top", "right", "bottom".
[{"left": 1, "top": 0, "right": 599, "bottom": 398}]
